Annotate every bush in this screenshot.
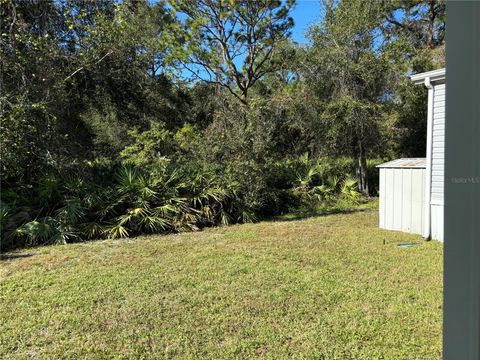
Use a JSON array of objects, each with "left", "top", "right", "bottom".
[
  {"left": 367, "top": 158, "right": 384, "bottom": 196},
  {"left": 1, "top": 152, "right": 373, "bottom": 250}
]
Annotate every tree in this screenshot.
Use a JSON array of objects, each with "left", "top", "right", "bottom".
[
  {"left": 379, "top": 0, "right": 446, "bottom": 157},
  {"left": 303, "top": 0, "right": 393, "bottom": 195},
  {"left": 0, "top": 0, "right": 187, "bottom": 183},
  {"left": 174, "top": 0, "right": 295, "bottom": 105},
  {"left": 383, "top": 0, "right": 445, "bottom": 51},
  {"left": 379, "top": 0, "right": 445, "bottom": 71},
  {"left": 1, "top": 0, "right": 66, "bottom": 183}
]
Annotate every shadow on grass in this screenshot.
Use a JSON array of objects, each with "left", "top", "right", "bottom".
[
  {"left": 267, "top": 206, "right": 376, "bottom": 223},
  {"left": 0, "top": 253, "right": 34, "bottom": 261}
]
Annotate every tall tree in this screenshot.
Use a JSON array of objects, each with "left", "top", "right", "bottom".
[
  {"left": 1, "top": 0, "right": 66, "bottom": 183},
  {"left": 380, "top": 0, "right": 446, "bottom": 157},
  {"left": 174, "top": 0, "right": 295, "bottom": 105},
  {"left": 0, "top": 0, "right": 186, "bottom": 183},
  {"left": 383, "top": 0, "right": 445, "bottom": 51},
  {"left": 304, "top": 0, "right": 392, "bottom": 195}
]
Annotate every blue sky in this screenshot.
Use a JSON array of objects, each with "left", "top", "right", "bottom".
[
  {"left": 172, "top": 1, "right": 323, "bottom": 44},
  {"left": 174, "top": 0, "right": 326, "bottom": 80},
  {"left": 290, "top": 0, "right": 324, "bottom": 45}
]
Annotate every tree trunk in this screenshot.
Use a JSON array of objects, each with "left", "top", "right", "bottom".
[
  {"left": 427, "top": 0, "right": 436, "bottom": 48},
  {"left": 354, "top": 141, "right": 369, "bottom": 196},
  {"left": 240, "top": 91, "right": 248, "bottom": 106}
]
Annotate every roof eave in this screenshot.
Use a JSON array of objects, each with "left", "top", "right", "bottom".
[
  {"left": 410, "top": 68, "right": 446, "bottom": 85},
  {"left": 376, "top": 158, "right": 427, "bottom": 169}
]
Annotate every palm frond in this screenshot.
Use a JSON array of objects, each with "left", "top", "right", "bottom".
[
  {"left": 105, "top": 224, "right": 130, "bottom": 239},
  {"left": 116, "top": 166, "right": 139, "bottom": 193},
  {"left": 341, "top": 176, "right": 361, "bottom": 203},
  {"left": 218, "top": 208, "right": 231, "bottom": 226},
  {"left": 140, "top": 215, "right": 171, "bottom": 232},
  {"left": 79, "top": 221, "right": 105, "bottom": 239},
  {"left": 56, "top": 198, "right": 84, "bottom": 224},
  {"left": 15, "top": 217, "right": 56, "bottom": 245}
]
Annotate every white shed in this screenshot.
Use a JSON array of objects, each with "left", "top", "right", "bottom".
[
  {"left": 378, "top": 159, "right": 426, "bottom": 235},
  {"left": 378, "top": 68, "right": 445, "bottom": 241}
]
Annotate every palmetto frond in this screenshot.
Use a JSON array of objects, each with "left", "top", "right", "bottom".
[
  {"left": 63, "top": 176, "right": 88, "bottom": 196},
  {"left": 49, "top": 224, "right": 79, "bottom": 245},
  {"left": 341, "top": 176, "right": 361, "bottom": 203},
  {"left": 326, "top": 176, "right": 341, "bottom": 191},
  {"left": 154, "top": 202, "right": 183, "bottom": 217},
  {"left": 0, "top": 202, "right": 10, "bottom": 235},
  {"left": 14, "top": 217, "right": 56, "bottom": 245},
  {"left": 117, "top": 207, "right": 149, "bottom": 226},
  {"left": 137, "top": 174, "right": 158, "bottom": 201},
  {"left": 80, "top": 221, "right": 105, "bottom": 239},
  {"left": 117, "top": 166, "right": 139, "bottom": 193},
  {"left": 96, "top": 193, "right": 126, "bottom": 219},
  {"left": 56, "top": 198, "right": 84, "bottom": 224},
  {"left": 218, "top": 208, "right": 231, "bottom": 226},
  {"left": 140, "top": 215, "right": 171, "bottom": 232},
  {"left": 105, "top": 224, "right": 130, "bottom": 239}
]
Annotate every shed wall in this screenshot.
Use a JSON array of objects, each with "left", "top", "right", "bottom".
[{"left": 379, "top": 167, "right": 425, "bottom": 235}]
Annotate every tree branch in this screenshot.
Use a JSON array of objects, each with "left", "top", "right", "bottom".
[{"left": 62, "top": 51, "right": 113, "bottom": 82}]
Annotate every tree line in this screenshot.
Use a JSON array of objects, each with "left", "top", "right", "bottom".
[{"left": 0, "top": 0, "right": 445, "bottom": 249}]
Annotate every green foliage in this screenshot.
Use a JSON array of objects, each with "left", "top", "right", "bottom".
[
  {"left": 0, "top": 98, "right": 57, "bottom": 183},
  {"left": 302, "top": 0, "right": 394, "bottom": 195},
  {"left": 120, "top": 123, "right": 176, "bottom": 166},
  {"left": 1, "top": 152, "right": 372, "bottom": 250},
  {"left": 174, "top": 0, "right": 295, "bottom": 104},
  {"left": 80, "top": 105, "right": 130, "bottom": 156},
  {"left": 1, "top": 0, "right": 446, "bottom": 249},
  {"left": 287, "top": 154, "right": 362, "bottom": 214}
]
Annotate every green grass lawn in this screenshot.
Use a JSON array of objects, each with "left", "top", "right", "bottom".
[{"left": 0, "top": 208, "right": 442, "bottom": 359}]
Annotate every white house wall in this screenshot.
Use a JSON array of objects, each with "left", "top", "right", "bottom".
[
  {"left": 431, "top": 204, "right": 444, "bottom": 241},
  {"left": 430, "top": 82, "right": 445, "bottom": 241},
  {"left": 431, "top": 83, "right": 445, "bottom": 206}
]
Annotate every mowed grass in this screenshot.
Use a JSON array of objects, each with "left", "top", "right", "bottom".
[{"left": 0, "top": 209, "right": 442, "bottom": 359}]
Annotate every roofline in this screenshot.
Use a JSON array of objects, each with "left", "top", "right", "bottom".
[
  {"left": 410, "top": 68, "right": 445, "bottom": 85},
  {"left": 376, "top": 158, "right": 427, "bottom": 169}
]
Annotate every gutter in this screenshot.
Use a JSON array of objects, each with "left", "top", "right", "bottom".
[
  {"left": 423, "top": 77, "right": 434, "bottom": 240},
  {"left": 411, "top": 68, "right": 446, "bottom": 85}
]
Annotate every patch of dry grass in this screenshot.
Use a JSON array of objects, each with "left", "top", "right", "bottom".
[{"left": 0, "top": 209, "right": 442, "bottom": 359}]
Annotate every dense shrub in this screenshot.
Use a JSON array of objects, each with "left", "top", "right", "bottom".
[
  {"left": 366, "top": 159, "right": 384, "bottom": 196},
  {"left": 0, "top": 153, "right": 367, "bottom": 250}
]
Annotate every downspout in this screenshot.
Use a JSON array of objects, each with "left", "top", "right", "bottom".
[{"left": 423, "top": 77, "right": 434, "bottom": 240}]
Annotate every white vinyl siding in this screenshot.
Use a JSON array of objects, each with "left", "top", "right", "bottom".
[
  {"left": 431, "top": 83, "right": 445, "bottom": 206},
  {"left": 431, "top": 204, "right": 444, "bottom": 242}
]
